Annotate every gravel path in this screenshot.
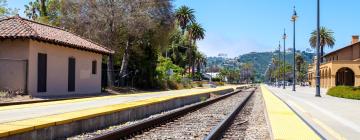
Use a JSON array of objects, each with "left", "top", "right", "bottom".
[
  {"left": 128, "top": 89, "right": 253, "bottom": 140},
  {"left": 222, "top": 88, "right": 270, "bottom": 140}
]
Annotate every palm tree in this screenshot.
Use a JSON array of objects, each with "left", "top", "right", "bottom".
[
  {"left": 195, "top": 52, "right": 206, "bottom": 80},
  {"left": 295, "top": 53, "right": 306, "bottom": 83},
  {"left": 24, "top": 1, "right": 39, "bottom": 20},
  {"left": 295, "top": 54, "right": 304, "bottom": 73},
  {"left": 241, "top": 63, "right": 253, "bottom": 84},
  {"left": 175, "top": 6, "right": 195, "bottom": 35},
  {"left": 187, "top": 22, "right": 205, "bottom": 78},
  {"left": 309, "top": 27, "right": 335, "bottom": 63}
]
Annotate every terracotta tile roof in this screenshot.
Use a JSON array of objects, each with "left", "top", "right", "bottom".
[{"left": 0, "top": 16, "right": 113, "bottom": 54}]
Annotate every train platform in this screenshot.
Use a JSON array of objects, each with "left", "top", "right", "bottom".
[
  {"left": 265, "top": 85, "right": 360, "bottom": 140},
  {"left": 0, "top": 86, "right": 237, "bottom": 139},
  {"left": 260, "top": 85, "right": 321, "bottom": 140}
]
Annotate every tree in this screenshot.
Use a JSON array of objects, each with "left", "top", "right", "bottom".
[
  {"left": 187, "top": 22, "right": 205, "bottom": 78},
  {"left": 194, "top": 51, "right": 206, "bottom": 80},
  {"left": 295, "top": 53, "right": 304, "bottom": 74},
  {"left": 0, "top": 0, "right": 18, "bottom": 18},
  {"left": 24, "top": 1, "right": 39, "bottom": 20},
  {"left": 175, "top": 6, "right": 195, "bottom": 35},
  {"left": 309, "top": 27, "right": 335, "bottom": 63},
  {"left": 241, "top": 63, "right": 254, "bottom": 83},
  {"left": 295, "top": 54, "right": 308, "bottom": 83},
  {"left": 24, "top": 0, "right": 61, "bottom": 25},
  {"left": 60, "top": 0, "right": 174, "bottom": 88}
]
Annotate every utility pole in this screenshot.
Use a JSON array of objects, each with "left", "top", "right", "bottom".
[
  {"left": 315, "top": 0, "right": 321, "bottom": 97},
  {"left": 282, "top": 29, "right": 287, "bottom": 89},
  {"left": 291, "top": 6, "right": 298, "bottom": 92}
]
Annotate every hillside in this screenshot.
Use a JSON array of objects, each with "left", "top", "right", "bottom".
[{"left": 206, "top": 51, "right": 314, "bottom": 76}]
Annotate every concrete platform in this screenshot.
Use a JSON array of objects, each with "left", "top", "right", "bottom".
[
  {"left": 266, "top": 85, "right": 360, "bottom": 140},
  {"left": 0, "top": 86, "right": 237, "bottom": 140},
  {"left": 260, "top": 85, "right": 321, "bottom": 140}
]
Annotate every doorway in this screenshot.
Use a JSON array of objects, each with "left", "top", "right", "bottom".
[
  {"left": 68, "top": 57, "right": 76, "bottom": 92},
  {"left": 37, "top": 53, "right": 47, "bottom": 92}
]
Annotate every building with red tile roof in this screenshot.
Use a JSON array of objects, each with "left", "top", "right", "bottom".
[{"left": 0, "top": 16, "right": 113, "bottom": 96}]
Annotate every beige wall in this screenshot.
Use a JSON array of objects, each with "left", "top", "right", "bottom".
[
  {"left": 27, "top": 40, "right": 102, "bottom": 96},
  {"left": 0, "top": 39, "right": 29, "bottom": 91},
  {"left": 308, "top": 61, "right": 360, "bottom": 88},
  {"left": 325, "top": 44, "right": 360, "bottom": 61}
]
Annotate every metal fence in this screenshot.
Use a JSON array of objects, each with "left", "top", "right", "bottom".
[{"left": 0, "top": 58, "right": 28, "bottom": 94}]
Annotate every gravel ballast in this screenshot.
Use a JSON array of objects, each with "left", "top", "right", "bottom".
[
  {"left": 128, "top": 89, "right": 253, "bottom": 139},
  {"left": 222, "top": 88, "right": 271, "bottom": 140}
]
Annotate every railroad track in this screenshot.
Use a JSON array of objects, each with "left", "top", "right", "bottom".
[{"left": 89, "top": 87, "right": 256, "bottom": 140}]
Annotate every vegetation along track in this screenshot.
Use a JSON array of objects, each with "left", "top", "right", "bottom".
[{"left": 90, "top": 87, "right": 256, "bottom": 140}]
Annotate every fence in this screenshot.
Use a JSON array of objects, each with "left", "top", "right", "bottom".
[{"left": 0, "top": 58, "right": 28, "bottom": 94}]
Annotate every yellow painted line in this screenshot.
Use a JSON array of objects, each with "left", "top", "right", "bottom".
[
  {"left": 260, "top": 85, "right": 320, "bottom": 140},
  {"left": 0, "top": 86, "right": 237, "bottom": 137},
  {"left": 0, "top": 86, "right": 237, "bottom": 111}
]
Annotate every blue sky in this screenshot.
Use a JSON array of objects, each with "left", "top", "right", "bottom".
[{"left": 7, "top": 0, "right": 360, "bottom": 57}]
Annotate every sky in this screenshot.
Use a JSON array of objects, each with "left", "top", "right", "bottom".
[{"left": 7, "top": 0, "right": 360, "bottom": 57}]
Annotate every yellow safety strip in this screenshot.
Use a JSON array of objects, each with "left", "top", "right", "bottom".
[
  {"left": 260, "top": 85, "right": 321, "bottom": 140},
  {"left": 0, "top": 86, "right": 238, "bottom": 137}
]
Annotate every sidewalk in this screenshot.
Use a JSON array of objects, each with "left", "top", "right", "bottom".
[{"left": 266, "top": 85, "right": 360, "bottom": 140}]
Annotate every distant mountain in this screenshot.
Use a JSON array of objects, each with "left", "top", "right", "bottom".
[{"left": 206, "top": 51, "right": 314, "bottom": 77}]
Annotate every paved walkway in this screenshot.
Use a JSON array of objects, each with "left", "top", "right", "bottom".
[
  {"left": 266, "top": 85, "right": 360, "bottom": 140},
  {"left": 0, "top": 86, "right": 236, "bottom": 124}
]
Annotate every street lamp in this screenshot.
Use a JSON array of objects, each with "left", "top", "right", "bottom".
[
  {"left": 282, "top": 29, "right": 287, "bottom": 89},
  {"left": 277, "top": 42, "right": 281, "bottom": 88},
  {"left": 315, "top": 0, "right": 321, "bottom": 97},
  {"left": 291, "top": 6, "right": 298, "bottom": 92}
]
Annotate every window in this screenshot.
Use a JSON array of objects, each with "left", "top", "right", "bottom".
[{"left": 92, "top": 60, "right": 97, "bottom": 74}]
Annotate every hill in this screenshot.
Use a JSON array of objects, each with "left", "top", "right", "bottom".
[{"left": 206, "top": 51, "right": 314, "bottom": 77}]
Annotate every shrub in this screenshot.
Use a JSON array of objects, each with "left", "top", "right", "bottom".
[
  {"left": 211, "top": 78, "right": 221, "bottom": 82},
  {"left": 197, "top": 81, "right": 204, "bottom": 87},
  {"left": 181, "top": 78, "right": 192, "bottom": 89},
  {"left": 327, "top": 86, "right": 360, "bottom": 100},
  {"left": 213, "top": 82, "right": 225, "bottom": 86},
  {"left": 167, "top": 80, "right": 180, "bottom": 90},
  {"left": 156, "top": 56, "right": 184, "bottom": 83}
]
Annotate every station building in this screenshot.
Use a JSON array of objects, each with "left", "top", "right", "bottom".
[
  {"left": 308, "top": 36, "right": 360, "bottom": 88},
  {"left": 0, "top": 15, "right": 113, "bottom": 97}
]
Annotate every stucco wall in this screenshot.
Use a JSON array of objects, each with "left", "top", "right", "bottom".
[
  {"left": 0, "top": 39, "right": 29, "bottom": 91},
  {"left": 28, "top": 40, "right": 102, "bottom": 96},
  {"left": 308, "top": 61, "right": 360, "bottom": 88}
]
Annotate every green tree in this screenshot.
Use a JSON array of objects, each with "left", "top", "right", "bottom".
[
  {"left": 24, "top": 0, "right": 61, "bottom": 26},
  {"left": 175, "top": 6, "right": 195, "bottom": 35},
  {"left": 240, "top": 63, "right": 254, "bottom": 83},
  {"left": 309, "top": 27, "right": 335, "bottom": 63},
  {"left": 24, "top": 1, "right": 39, "bottom": 20},
  {"left": 0, "top": 0, "right": 18, "bottom": 18},
  {"left": 187, "top": 22, "right": 205, "bottom": 78},
  {"left": 60, "top": 0, "right": 174, "bottom": 88},
  {"left": 295, "top": 54, "right": 308, "bottom": 83}
]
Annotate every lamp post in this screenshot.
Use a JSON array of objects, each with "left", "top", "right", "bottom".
[
  {"left": 291, "top": 7, "right": 298, "bottom": 92},
  {"left": 315, "top": 0, "right": 321, "bottom": 97},
  {"left": 282, "top": 30, "right": 287, "bottom": 89},
  {"left": 277, "top": 42, "right": 281, "bottom": 87}
]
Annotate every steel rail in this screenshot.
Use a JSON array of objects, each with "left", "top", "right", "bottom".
[
  {"left": 205, "top": 88, "right": 256, "bottom": 140},
  {"left": 90, "top": 88, "right": 251, "bottom": 140}
]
